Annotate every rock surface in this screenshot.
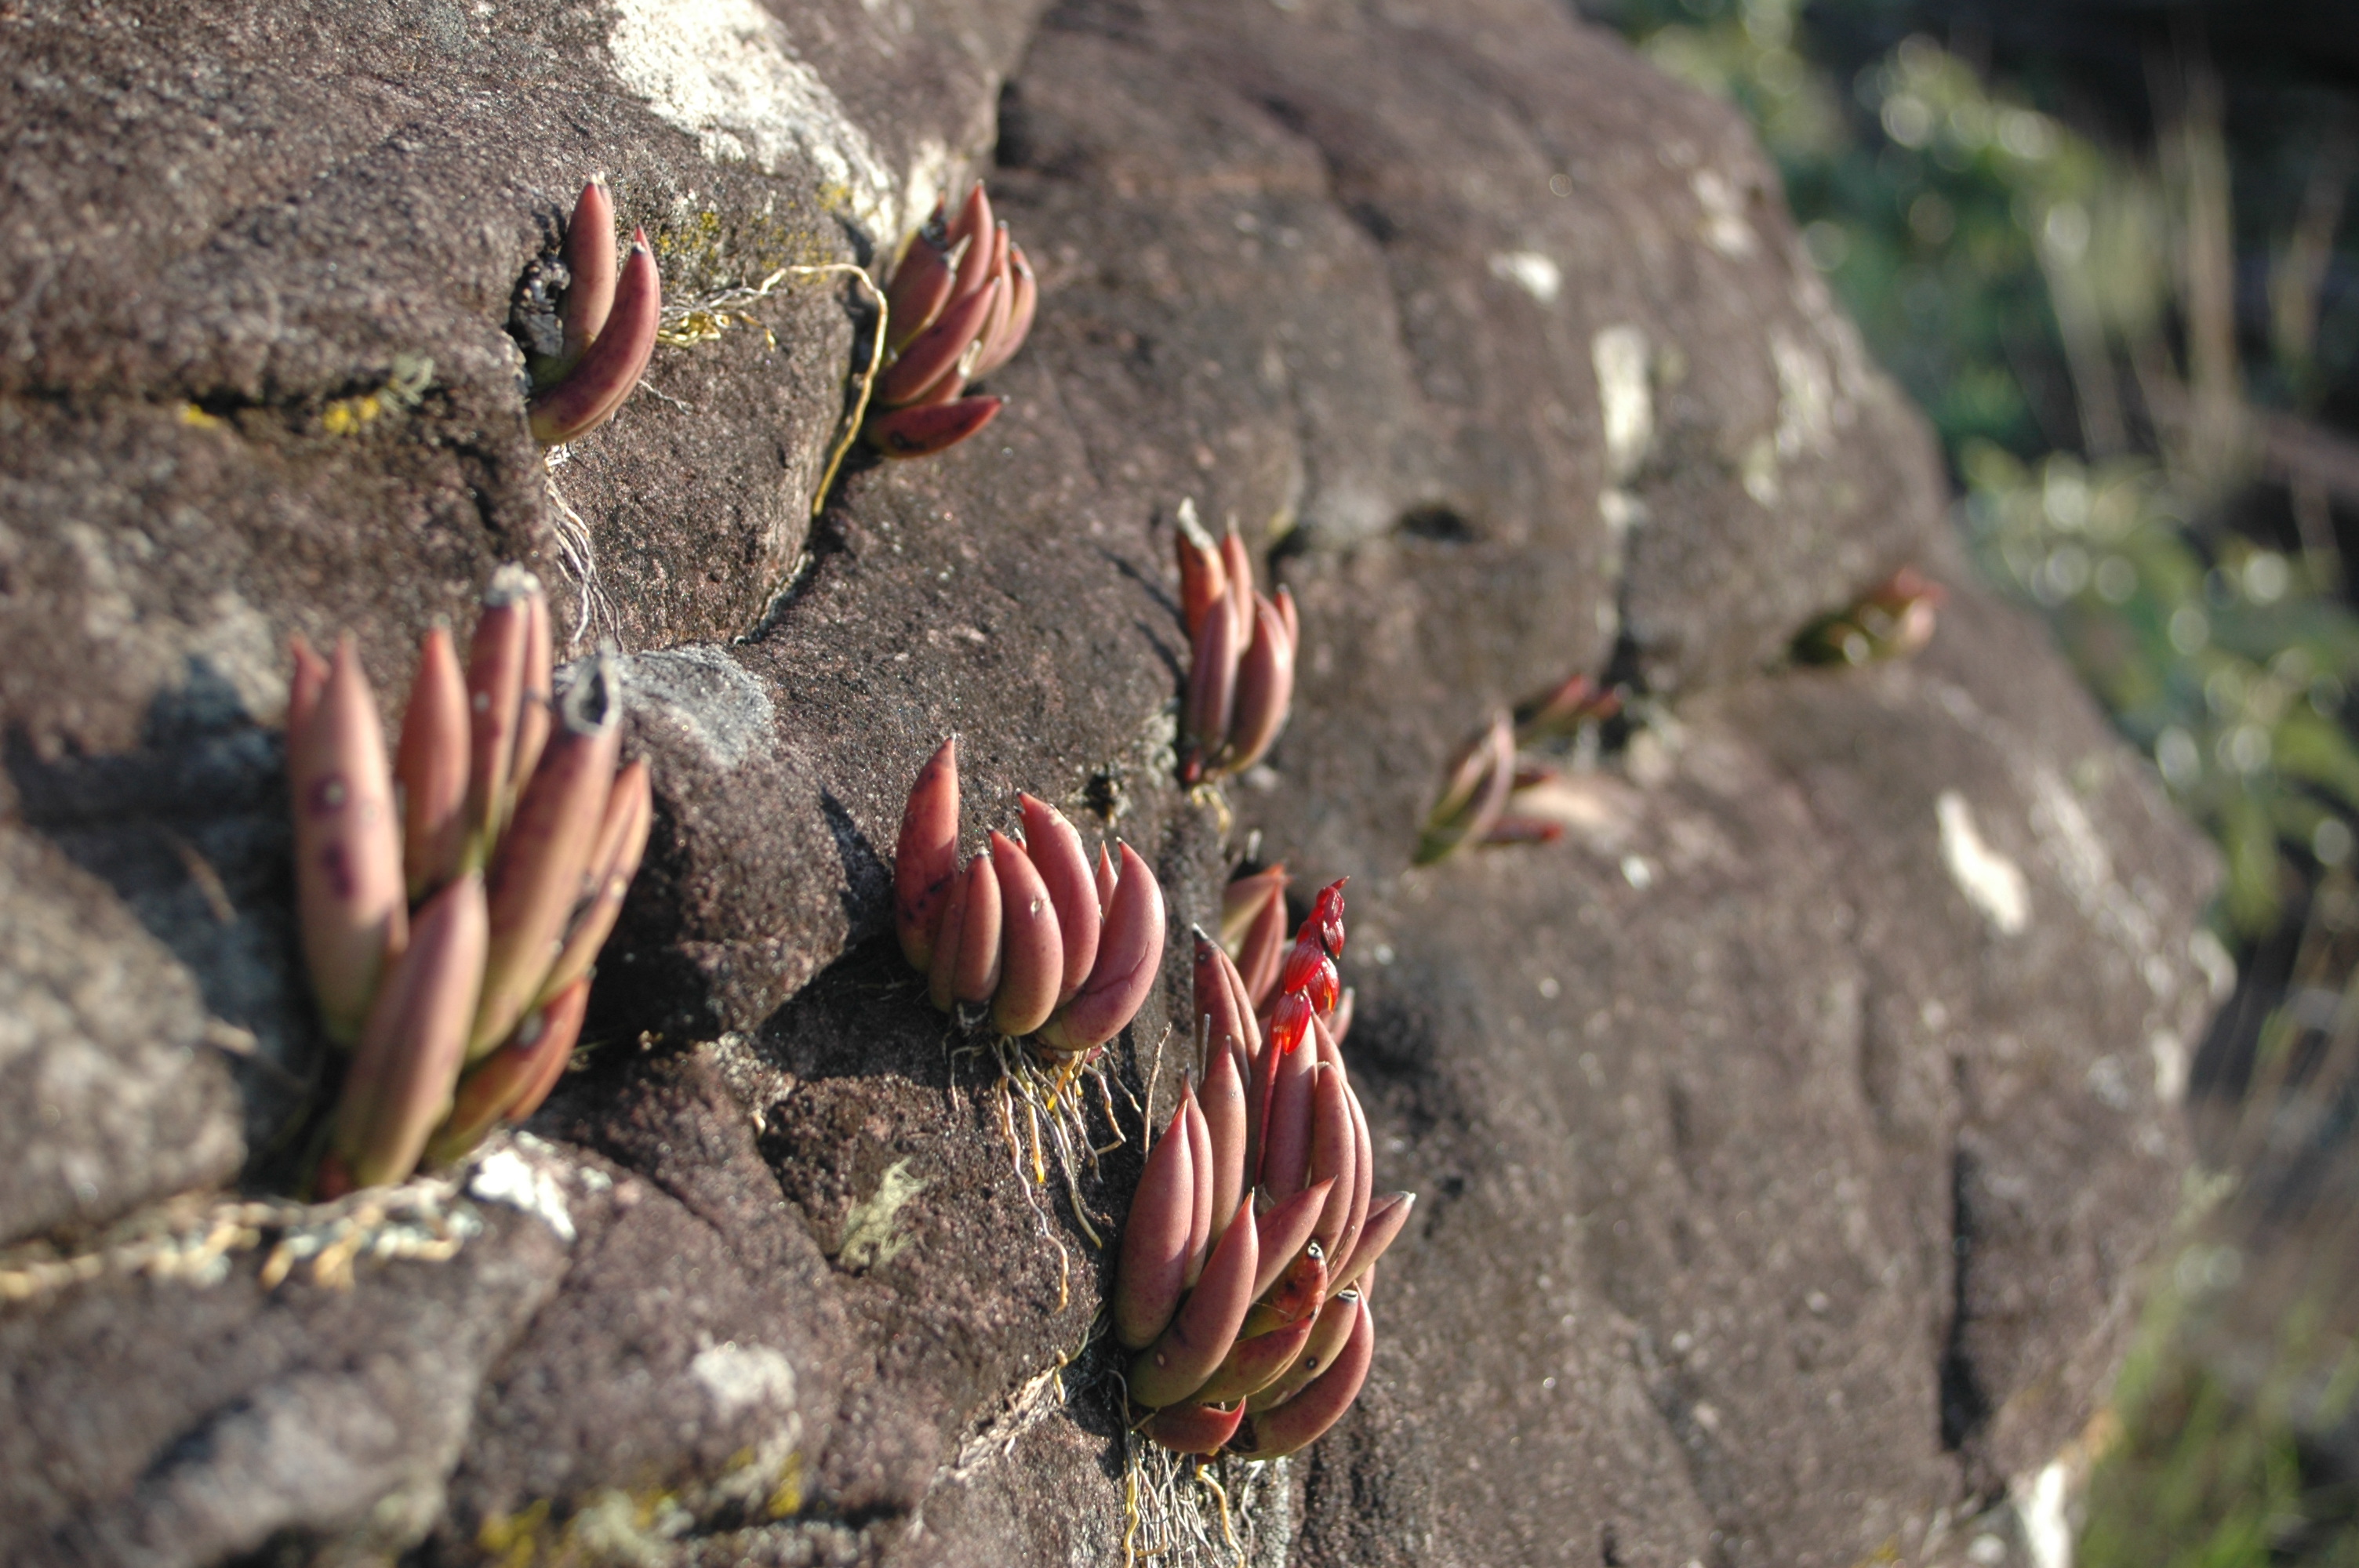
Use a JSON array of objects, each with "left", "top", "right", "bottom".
[{"left": 0, "top": 0, "right": 2216, "bottom": 1563}]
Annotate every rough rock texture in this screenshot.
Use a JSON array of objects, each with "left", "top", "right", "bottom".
[{"left": 0, "top": 0, "right": 2217, "bottom": 1564}]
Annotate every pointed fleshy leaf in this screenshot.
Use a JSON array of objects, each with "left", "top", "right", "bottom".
[
  {"left": 970, "top": 241, "right": 1036, "bottom": 378},
  {"left": 1181, "top": 583, "right": 1241, "bottom": 782},
  {"left": 1331, "top": 1191, "right": 1414, "bottom": 1294},
  {"left": 1192, "top": 1304, "right": 1318, "bottom": 1406},
  {"left": 883, "top": 204, "right": 960, "bottom": 354},
  {"left": 1094, "top": 842, "right": 1118, "bottom": 913},
  {"left": 972, "top": 224, "right": 1013, "bottom": 372},
  {"left": 926, "top": 855, "right": 973, "bottom": 1013},
  {"left": 426, "top": 973, "right": 587, "bottom": 1166},
  {"left": 865, "top": 395, "right": 1003, "bottom": 458},
  {"left": 947, "top": 181, "right": 995, "bottom": 301},
  {"left": 395, "top": 626, "right": 471, "bottom": 900},
  {"left": 1307, "top": 1062, "right": 1357, "bottom": 1256},
  {"left": 1219, "top": 592, "right": 1295, "bottom": 775},
  {"left": 895, "top": 738, "right": 962, "bottom": 973},
  {"left": 1019, "top": 793, "right": 1100, "bottom": 1004},
  {"left": 529, "top": 230, "right": 661, "bottom": 445},
  {"left": 1115, "top": 1099, "right": 1197, "bottom": 1348},
  {"left": 1038, "top": 841, "right": 1165, "bottom": 1054},
  {"left": 1219, "top": 864, "right": 1285, "bottom": 950},
  {"left": 1200, "top": 1008, "right": 1248, "bottom": 1246},
  {"left": 288, "top": 633, "right": 330, "bottom": 734},
  {"left": 987, "top": 829, "right": 1063, "bottom": 1036},
  {"left": 1219, "top": 938, "right": 1264, "bottom": 1065},
  {"left": 471, "top": 654, "right": 622, "bottom": 1058},
  {"left": 1230, "top": 1294, "right": 1373, "bottom": 1458},
  {"left": 329, "top": 872, "right": 488, "bottom": 1189},
  {"left": 1129, "top": 1196, "right": 1258, "bottom": 1408},
  {"left": 1334, "top": 1052, "right": 1372, "bottom": 1276},
  {"left": 1515, "top": 670, "right": 1619, "bottom": 741},
  {"left": 508, "top": 583, "right": 554, "bottom": 815},
  {"left": 1219, "top": 529, "right": 1256, "bottom": 647},
  {"left": 1258, "top": 1023, "right": 1315, "bottom": 1198},
  {"left": 1273, "top": 584, "right": 1299, "bottom": 654},
  {"left": 1193, "top": 931, "right": 1256, "bottom": 1066},
  {"left": 1140, "top": 1401, "right": 1243, "bottom": 1456},
  {"left": 462, "top": 568, "right": 536, "bottom": 851},
  {"left": 950, "top": 848, "right": 1002, "bottom": 1006},
  {"left": 1236, "top": 885, "right": 1288, "bottom": 1011},
  {"left": 1175, "top": 499, "right": 1227, "bottom": 644},
  {"left": 1421, "top": 711, "right": 1516, "bottom": 864},
  {"left": 291, "top": 634, "right": 408, "bottom": 1042},
  {"left": 537, "top": 757, "right": 652, "bottom": 1005},
  {"left": 505, "top": 975, "right": 590, "bottom": 1124},
  {"left": 1181, "top": 1086, "right": 1214, "bottom": 1286},
  {"left": 1419, "top": 713, "right": 1514, "bottom": 865},
  {"left": 1249, "top": 1178, "right": 1332, "bottom": 1303},
  {"left": 1245, "top": 998, "right": 1287, "bottom": 1184},
  {"left": 555, "top": 178, "right": 617, "bottom": 370},
  {"left": 1246, "top": 1285, "right": 1362, "bottom": 1413},
  {"left": 875, "top": 275, "right": 1000, "bottom": 408},
  {"left": 1190, "top": 933, "right": 1252, "bottom": 1229}
]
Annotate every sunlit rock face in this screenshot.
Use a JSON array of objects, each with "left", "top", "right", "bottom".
[{"left": 0, "top": 0, "right": 2211, "bottom": 1563}]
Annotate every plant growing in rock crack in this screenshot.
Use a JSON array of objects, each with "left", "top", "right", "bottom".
[
  {"left": 1416, "top": 672, "right": 1623, "bottom": 865},
  {"left": 288, "top": 567, "right": 651, "bottom": 1195},
  {"left": 893, "top": 737, "right": 1168, "bottom": 1240},
  {"left": 511, "top": 177, "right": 663, "bottom": 448},
  {"left": 866, "top": 182, "right": 1038, "bottom": 458},
  {"left": 895, "top": 737, "right": 1167, "bottom": 1058},
  {"left": 1118, "top": 879, "right": 1412, "bottom": 1457},
  {"left": 1792, "top": 565, "right": 1946, "bottom": 667},
  {"left": 1175, "top": 501, "right": 1297, "bottom": 785}
]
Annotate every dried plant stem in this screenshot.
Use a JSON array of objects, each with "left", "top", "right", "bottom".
[
  {"left": 774, "top": 263, "right": 886, "bottom": 518},
  {"left": 649, "top": 262, "right": 886, "bottom": 520}
]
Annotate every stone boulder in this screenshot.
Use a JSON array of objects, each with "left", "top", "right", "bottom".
[{"left": 0, "top": 0, "right": 2217, "bottom": 1563}]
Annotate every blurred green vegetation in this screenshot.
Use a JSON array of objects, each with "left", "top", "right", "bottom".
[
  {"left": 1602, "top": 0, "right": 2359, "bottom": 941},
  {"left": 1593, "top": 0, "right": 2359, "bottom": 1559}
]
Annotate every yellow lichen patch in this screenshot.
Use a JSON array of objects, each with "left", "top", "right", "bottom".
[
  {"left": 764, "top": 1450, "right": 805, "bottom": 1520},
  {"left": 0, "top": 1183, "right": 478, "bottom": 1303},
  {"left": 177, "top": 402, "right": 224, "bottom": 429},
  {"left": 319, "top": 354, "right": 434, "bottom": 437},
  {"left": 476, "top": 1497, "right": 551, "bottom": 1568},
  {"left": 321, "top": 394, "right": 383, "bottom": 436},
  {"left": 649, "top": 206, "right": 836, "bottom": 303}
]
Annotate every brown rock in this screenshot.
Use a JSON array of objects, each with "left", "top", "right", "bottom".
[{"left": 0, "top": 0, "right": 2213, "bottom": 1562}]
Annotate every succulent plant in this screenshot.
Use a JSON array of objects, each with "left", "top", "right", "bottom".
[
  {"left": 1793, "top": 566, "right": 1946, "bottom": 667},
  {"left": 1175, "top": 504, "right": 1298, "bottom": 785},
  {"left": 1219, "top": 863, "right": 1289, "bottom": 1010},
  {"left": 1415, "top": 673, "right": 1622, "bottom": 865},
  {"left": 893, "top": 738, "right": 1166, "bottom": 1056},
  {"left": 520, "top": 178, "right": 663, "bottom": 447},
  {"left": 289, "top": 568, "right": 652, "bottom": 1196},
  {"left": 865, "top": 183, "right": 1038, "bottom": 458},
  {"left": 1118, "top": 879, "right": 1412, "bottom": 1459}
]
